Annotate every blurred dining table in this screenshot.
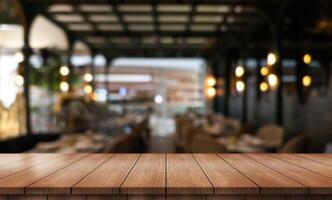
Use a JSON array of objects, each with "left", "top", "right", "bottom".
[
  {"left": 29, "top": 132, "right": 112, "bottom": 153},
  {"left": 217, "top": 134, "right": 267, "bottom": 153}
]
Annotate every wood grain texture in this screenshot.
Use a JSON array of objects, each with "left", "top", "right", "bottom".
[
  {"left": 245, "top": 195, "right": 285, "bottom": 200},
  {"left": 0, "top": 154, "right": 87, "bottom": 194},
  {"left": 0, "top": 154, "right": 43, "bottom": 167},
  {"left": 207, "top": 195, "right": 245, "bottom": 200},
  {"left": 193, "top": 154, "right": 258, "bottom": 195},
  {"left": 0, "top": 154, "right": 331, "bottom": 198},
  {"left": 121, "top": 154, "right": 165, "bottom": 195},
  {"left": 7, "top": 195, "right": 47, "bottom": 200},
  {"left": 0, "top": 154, "right": 59, "bottom": 180},
  {"left": 27, "top": 154, "right": 112, "bottom": 194},
  {"left": 167, "top": 195, "right": 206, "bottom": 200},
  {"left": 246, "top": 154, "right": 332, "bottom": 194},
  {"left": 287, "top": 195, "right": 324, "bottom": 200},
  {"left": 73, "top": 154, "right": 139, "bottom": 194},
  {"left": 272, "top": 154, "right": 332, "bottom": 178},
  {"left": 87, "top": 195, "right": 126, "bottom": 200},
  {"left": 166, "top": 154, "right": 213, "bottom": 195},
  {"left": 298, "top": 154, "right": 332, "bottom": 167},
  {"left": 47, "top": 195, "right": 86, "bottom": 200},
  {"left": 128, "top": 195, "right": 165, "bottom": 200},
  {"left": 219, "top": 154, "right": 307, "bottom": 195}
]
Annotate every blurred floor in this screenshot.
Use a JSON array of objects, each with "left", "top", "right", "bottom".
[
  {"left": 148, "top": 136, "right": 176, "bottom": 153},
  {"left": 148, "top": 114, "right": 176, "bottom": 152}
]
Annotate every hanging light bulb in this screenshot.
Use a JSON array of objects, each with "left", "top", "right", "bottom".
[
  {"left": 260, "top": 66, "right": 269, "bottom": 76},
  {"left": 206, "top": 77, "right": 216, "bottom": 87},
  {"left": 268, "top": 74, "right": 278, "bottom": 87},
  {"left": 15, "top": 75, "right": 24, "bottom": 86},
  {"left": 84, "top": 85, "right": 93, "bottom": 94},
  {"left": 302, "top": 75, "right": 312, "bottom": 87},
  {"left": 14, "top": 52, "right": 24, "bottom": 63},
  {"left": 260, "top": 82, "right": 269, "bottom": 92},
  {"left": 60, "top": 81, "right": 69, "bottom": 92},
  {"left": 236, "top": 80, "right": 245, "bottom": 92},
  {"left": 60, "top": 65, "right": 70, "bottom": 76},
  {"left": 303, "top": 54, "right": 312, "bottom": 64},
  {"left": 267, "top": 52, "right": 277, "bottom": 66},
  {"left": 84, "top": 73, "right": 93, "bottom": 82},
  {"left": 206, "top": 87, "right": 216, "bottom": 97},
  {"left": 235, "top": 65, "right": 245, "bottom": 77}
]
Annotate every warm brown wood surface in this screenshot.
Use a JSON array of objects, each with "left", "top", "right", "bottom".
[
  {"left": 121, "top": 154, "right": 165, "bottom": 195},
  {"left": 193, "top": 154, "right": 258, "bottom": 195},
  {"left": 246, "top": 154, "right": 332, "bottom": 194},
  {"left": 27, "top": 154, "right": 111, "bottom": 194},
  {"left": 0, "top": 154, "right": 330, "bottom": 199},
  {"left": 166, "top": 154, "right": 213, "bottom": 195},
  {"left": 273, "top": 154, "right": 332, "bottom": 178},
  {"left": 73, "top": 154, "right": 139, "bottom": 195},
  {"left": 219, "top": 154, "right": 307, "bottom": 195},
  {"left": 0, "top": 154, "right": 86, "bottom": 194}
]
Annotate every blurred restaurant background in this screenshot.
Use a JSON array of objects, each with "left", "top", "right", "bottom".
[{"left": 0, "top": 0, "right": 332, "bottom": 153}]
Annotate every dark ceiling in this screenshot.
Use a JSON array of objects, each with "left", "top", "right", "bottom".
[{"left": 20, "top": 0, "right": 332, "bottom": 58}]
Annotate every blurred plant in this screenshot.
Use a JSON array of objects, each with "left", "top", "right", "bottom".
[{"left": 30, "top": 49, "right": 81, "bottom": 91}]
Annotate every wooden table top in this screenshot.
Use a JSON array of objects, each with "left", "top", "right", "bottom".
[{"left": 0, "top": 153, "right": 331, "bottom": 196}]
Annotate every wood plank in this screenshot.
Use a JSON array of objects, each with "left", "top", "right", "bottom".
[
  {"left": 193, "top": 154, "right": 258, "bottom": 195},
  {"left": 166, "top": 154, "right": 213, "bottom": 195},
  {"left": 7, "top": 195, "right": 47, "bottom": 200},
  {"left": 219, "top": 154, "right": 307, "bottom": 195},
  {"left": 287, "top": 195, "right": 324, "bottom": 200},
  {"left": 128, "top": 195, "right": 165, "bottom": 200},
  {"left": 27, "top": 154, "right": 113, "bottom": 194},
  {"left": 246, "top": 154, "right": 332, "bottom": 194},
  {"left": 0, "top": 154, "right": 43, "bottom": 167},
  {"left": 121, "top": 154, "right": 165, "bottom": 195},
  {"left": 73, "top": 154, "right": 139, "bottom": 194},
  {"left": 245, "top": 195, "right": 285, "bottom": 200},
  {"left": 272, "top": 154, "right": 332, "bottom": 178},
  {"left": 167, "top": 195, "right": 205, "bottom": 200},
  {"left": 297, "top": 154, "right": 332, "bottom": 167},
  {"left": 207, "top": 195, "right": 244, "bottom": 200},
  {"left": 0, "top": 154, "right": 59, "bottom": 180},
  {"left": 47, "top": 195, "right": 86, "bottom": 200},
  {"left": 87, "top": 195, "right": 126, "bottom": 200},
  {"left": 0, "top": 154, "right": 87, "bottom": 194}
]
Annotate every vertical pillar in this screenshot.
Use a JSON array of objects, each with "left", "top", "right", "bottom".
[
  {"left": 255, "top": 58, "right": 262, "bottom": 102},
  {"left": 223, "top": 55, "right": 232, "bottom": 117},
  {"left": 275, "top": 28, "right": 284, "bottom": 125},
  {"left": 91, "top": 53, "right": 96, "bottom": 91},
  {"left": 14, "top": 0, "right": 36, "bottom": 135},
  {"left": 209, "top": 57, "right": 222, "bottom": 113},
  {"left": 22, "top": 34, "right": 32, "bottom": 135},
  {"left": 241, "top": 57, "right": 248, "bottom": 124},
  {"left": 105, "top": 57, "right": 112, "bottom": 103},
  {"left": 223, "top": 48, "right": 239, "bottom": 117},
  {"left": 67, "top": 36, "right": 75, "bottom": 92},
  {"left": 295, "top": 51, "right": 305, "bottom": 104},
  {"left": 321, "top": 58, "right": 331, "bottom": 90}
]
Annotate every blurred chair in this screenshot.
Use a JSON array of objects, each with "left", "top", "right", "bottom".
[
  {"left": 175, "top": 117, "right": 192, "bottom": 151},
  {"left": 223, "top": 118, "right": 242, "bottom": 136},
  {"left": 278, "top": 134, "right": 305, "bottom": 153},
  {"left": 105, "top": 118, "right": 150, "bottom": 153},
  {"left": 182, "top": 126, "right": 205, "bottom": 152},
  {"left": 256, "top": 124, "right": 284, "bottom": 149},
  {"left": 189, "top": 134, "right": 226, "bottom": 153}
]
